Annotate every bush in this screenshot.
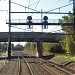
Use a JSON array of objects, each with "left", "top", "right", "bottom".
[{"left": 50, "top": 44, "right": 65, "bottom": 54}]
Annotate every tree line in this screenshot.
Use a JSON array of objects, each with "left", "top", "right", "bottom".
[{"left": 0, "top": 42, "right": 24, "bottom": 51}]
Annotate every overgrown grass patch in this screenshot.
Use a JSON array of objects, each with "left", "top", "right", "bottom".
[
  {"left": 54, "top": 54, "right": 75, "bottom": 62},
  {"left": 24, "top": 49, "right": 36, "bottom": 56}
]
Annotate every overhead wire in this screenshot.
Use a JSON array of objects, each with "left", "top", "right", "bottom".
[
  {"left": 42, "top": 1, "right": 73, "bottom": 34},
  {"left": 11, "top": 0, "right": 72, "bottom": 12},
  {"left": 39, "top": 2, "right": 73, "bottom": 35},
  {"left": 11, "top": 1, "right": 39, "bottom": 12},
  {"left": 40, "top": 0, "right": 61, "bottom": 33},
  {"left": 47, "top": 3, "right": 73, "bottom": 12},
  {"left": 29, "top": 1, "right": 40, "bottom": 6},
  {"left": 28, "top": 0, "right": 30, "bottom": 9},
  {"left": 27, "top": 0, "right": 30, "bottom": 16},
  {"left": 11, "top": 1, "right": 40, "bottom": 32},
  {"left": 34, "top": 0, "right": 41, "bottom": 9},
  {"left": 31, "top": 0, "right": 41, "bottom": 16},
  {"left": 34, "top": 1, "right": 73, "bottom": 34},
  {"left": 28, "top": 0, "right": 30, "bottom": 12},
  {"left": 0, "top": 10, "right": 8, "bottom": 11},
  {"left": 11, "top": 26, "right": 33, "bottom": 32},
  {"left": 10, "top": 1, "right": 74, "bottom": 39},
  {"left": 11, "top": 1, "right": 73, "bottom": 13},
  {"left": 42, "top": 0, "right": 60, "bottom": 10}
]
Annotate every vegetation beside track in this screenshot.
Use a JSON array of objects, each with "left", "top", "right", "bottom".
[{"left": 51, "top": 54, "right": 75, "bottom": 63}]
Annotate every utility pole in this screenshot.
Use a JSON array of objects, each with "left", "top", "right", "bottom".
[
  {"left": 73, "top": 0, "right": 75, "bottom": 32},
  {"left": 8, "top": 0, "right": 11, "bottom": 60},
  {"left": 41, "top": 9, "right": 43, "bottom": 32}
]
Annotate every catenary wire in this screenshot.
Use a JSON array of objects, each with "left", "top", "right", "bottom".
[
  {"left": 42, "top": 0, "right": 60, "bottom": 10},
  {"left": 10, "top": 1, "right": 74, "bottom": 37},
  {"left": 27, "top": 0, "right": 30, "bottom": 16},
  {"left": 11, "top": 26, "right": 34, "bottom": 32},
  {"left": 11, "top": 1, "right": 39, "bottom": 12},
  {"left": 31, "top": 0, "right": 41, "bottom": 16},
  {"left": 28, "top": 0, "right": 30, "bottom": 11},
  {"left": 34, "top": 0, "right": 41, "bottom": 9},
  {"left": 47, "top": 3, "right": 73, "bottom": 12},
  {"left": 29, "top": 1, "right": 40, "bottom": 6}
]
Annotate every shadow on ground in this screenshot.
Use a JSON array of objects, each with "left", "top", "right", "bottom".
[
  {"left": 0, "top": 54, "right": 55, "bottom": 60},
  {"left": 42, "top": 54, "right": 55, "bottom": 60}
]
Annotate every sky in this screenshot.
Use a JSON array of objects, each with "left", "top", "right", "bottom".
[{"left": 0, "top": 0, "right": 73, "bottom": 45}]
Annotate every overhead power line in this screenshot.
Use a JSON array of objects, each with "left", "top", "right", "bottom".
[
  {"left": 11, "top": 1, "right": 39, "bottom": 12},
  {"left": 29, "top": 1, "right": 40, "bottom": 6},
  {"left": 11, "top": 26, "right": 33, "bottom": 32},
  {"left": 0, "top": 10, "right": 8, "bottom": 11},
  {"left": 34, "top": 0, "right": 41, "bottom": 9},
  {"left": 47, "top": 3, "right": 73, "bottom": 12},
  {"left": 10, "top": 1, "right": 74, "bottom": 37},
  {"left": 28, "top": 0, "right": 30, "bottom": 11}
]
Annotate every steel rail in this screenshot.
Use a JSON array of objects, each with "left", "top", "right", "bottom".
[
  {"left": 47, "top": 62, "right": 74, "bottom": 75},
  {"left": 21, "top": 55, "right": 34, "bottom": 75},
  {"left": 37, "top": 58, "right": 75, "bottom": 75},
  {"left": 40, "top": 64, "right": 56, "bottom": 75},
  {"left": 18, "top": 56, "right": 21, "bottom": 75},
  {"left": 29, "top": 58, "right": 57, "bottom": 75}
]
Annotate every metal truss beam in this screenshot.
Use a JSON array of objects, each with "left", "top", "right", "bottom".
[
  {"left": 6, "top": 23, "right": 74, "bottom": 26},
  {"left": 11, "top": 12, "right": 73, "bottom": 14}
]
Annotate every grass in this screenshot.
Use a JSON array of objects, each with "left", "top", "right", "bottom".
[
  {"left": 54, "top": 54, "right": 75, "bottom": 63},
  {"left": 24, "top": 50, "right": 36, "bottom": 56},
  {"left": 69, "top": 57, "right": 75, "bottom": 62},
  {"left": 23, "top": 49, "right": 75, "bottom": 63}
]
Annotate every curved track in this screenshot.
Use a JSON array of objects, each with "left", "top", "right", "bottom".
[{"left": 18, "top": 53, "right": 75, "bottom": 75}]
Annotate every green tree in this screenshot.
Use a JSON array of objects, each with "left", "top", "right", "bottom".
[{"left": 59, "top": 12, "right": 75, "bottom": 56}]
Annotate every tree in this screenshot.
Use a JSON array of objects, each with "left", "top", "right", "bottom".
[
  {"left": 50, "top": 44, "right": 65, "bottom": 53},
  {"left": 15, "top": 44, "right": 23, "bottom": 50},
  {"left": 59, "top": 12, "right": 75, "bottom": 56}
]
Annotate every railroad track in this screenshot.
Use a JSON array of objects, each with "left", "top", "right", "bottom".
[
  {"left": 18, "top": 55, "right": 33, "bottom": 75},
  {"left": 38, "top": 58, "right": 75, "bottom": 75},
  {"left": 18, "top": 54, "right": 75, "bottom": 75},
  {"left": 34, "top": 58, "right": 75, "bottom": 75},
  {"left": 19, "top": 55, "right": 54, "bottom": 75},
  {"left": 0, "top": 53, "right": 74, "bottom": 75}
]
